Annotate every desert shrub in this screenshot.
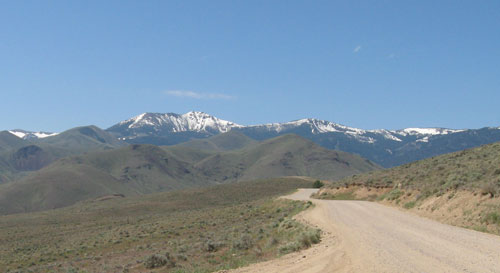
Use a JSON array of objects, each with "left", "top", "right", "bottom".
[
  {"left": 267, "top": 236, "right": 279, "bottom": 247},
  {"left": 403, "top": 201, "right": 416, "bottom": 209},
  {"left": 278, "top": 219, "right": 297, "bottom": 231},
  {"left": 481, "top": 183, "right": 497, "bottom": 198},
  {"left": 204, "top": 240, "right": 224, "bottom": 252},
  {"left": 299, "top": 229, "right": 321, "bottom": 247},
  {"left": 484, "top": 212, "right": 500, "bottom": 225},
  {"left": 313, "top": 180, "right": 324, "bottom": 188},
  {"left": 176, "top": 254, "right": 188, "bottom": 261},
  {"left": 279, "top": 241, "right": 301, "bottom": 254},
  {"left": 144, "top": 253, "right": 175, "bottom": 269},
  {"left": 416, "top": 190, "right": 432, "bottom": 201},
  {"left": 232, "top": 234, "right": 253, "bottom": 250},
  {"left": 387, "top": 189, "right": 403, "bottom": 201}
]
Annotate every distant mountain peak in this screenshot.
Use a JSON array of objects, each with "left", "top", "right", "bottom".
[{"left": 108, "top": 111, "right": 243, "bottom": 140}]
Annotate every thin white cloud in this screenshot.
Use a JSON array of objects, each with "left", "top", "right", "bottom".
[
  {"left": 165, "top": 90, "right": 234, "bottom": 100},
  {"left": 353, "top": 45, "right": 362, "bottom": 53}
]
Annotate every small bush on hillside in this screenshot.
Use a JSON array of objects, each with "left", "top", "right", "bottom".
[
  {"left": 144, "top": 253, "right": 175, "bottom": 269},
  {"left": 299, "top": 230, "right": 321, "bottom": 247},
  {"left": 313, "top": 180, "right": 324, "bottom": 188},
  {"left": 279, "top": 241, "right": 301, "bottom": 254},
  {"left": 484, "top": 212, "right": 500, "bottom": 225},
  {"left": 387, "top": 189, "right": 403, "bottom": 201},
  {"left": 481, "top": 183, "right": 497, "bottom": 198},
  {"left": 232, "top": 234, "right": 253, "bottom": 250},
  {"left": 403, "top": 201, "right": 416, "bottom": 209},
  {"left": 204, "top": 240, "right": 224, "bottom": 252}
]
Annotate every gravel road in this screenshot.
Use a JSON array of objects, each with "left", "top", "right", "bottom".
[{"left": 226, "top": 189, "right": 500, "bottom": 273}]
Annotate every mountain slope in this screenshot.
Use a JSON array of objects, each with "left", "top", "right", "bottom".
[
  {"left": 0, "top": 144, "right": 202, "bottom": 214},
  {"left": 331, "top": 141, "right": 500, "bottom": 193},
  {"left": 0, "top": 134, "right": 378, "bottom": 214},
  {"left": 0, "top": 131, "right": 28, "bottom": 152},
  {"left": 194, "top": 134, "right": 380, "bottom": 183},
  {"left": 0, "top": 126, "right": 126, "bottom": 184},
  {"left": 38, "top": 125, "right": 124, "bottom": 152},
  {"left": 0, "top": 163, "right": 137, "bottom": 214},
  {"left": 178, "top": 130, "right": 257, "bottom": 152}
]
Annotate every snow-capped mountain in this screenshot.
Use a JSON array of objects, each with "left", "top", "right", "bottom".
[
  {"left": 106, "top": 111, "right": 500, "bottom": 167},
  {"left": 8, "top": 130, "right": 59, "bottom": 140},
  {"left": 107, "top": 111, "right": 243, "bottom": 141},
  {"left": 241, "top": 118, "right": 466, "bottom": 144}
]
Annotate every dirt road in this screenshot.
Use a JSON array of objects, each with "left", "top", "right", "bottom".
[{"left": 226, "top": 189, "right": 500, "bottom": 273}]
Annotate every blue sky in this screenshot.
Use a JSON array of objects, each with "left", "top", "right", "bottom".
[{"left": 1, "top": 0, "right": 499, "bottom": 132}]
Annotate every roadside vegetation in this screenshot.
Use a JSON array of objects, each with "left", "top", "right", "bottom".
[
  {"left": 0, "top": 178, "right": 321, "bottom": 272},
  {"left": 315, "top": 142, "right": 500, "bottom": 235}
]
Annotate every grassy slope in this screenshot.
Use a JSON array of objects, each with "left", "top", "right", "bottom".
[
  {"left": 195, "top": 134, "right": 380, "bottom": 183},
  {"left": 330, "top": 141, "right": 500, "bottom": 193},
  {"left": 318, "top": 141, "right": 500, "bottom": 234},
  {"left": 0, "top": 177, "right": 319, "bottom": 273},
  {"left": 36, "top": 125, "right": 125, "bottom": 153},
  {"left": 0, "top": 131, "right": 28, "bottom": 152},
  {"left": 0, "top": 134, "right": 379, "bottom": 215},
  {"left": 0, "top": 126, "right": 125, "bottom": 185}
]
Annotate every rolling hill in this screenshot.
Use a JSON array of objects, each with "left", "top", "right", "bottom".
[
  {"left": 35, "top": 125, "right": 124, "bottom": 153},
  {"left": 0, "top": 126, "right": 125, "bottom": 184},
  {"left": 0, "top": 134, "right": 379, "bottom": 214},
  {"left": 0, "top": 131, "right": 28, "bottom": 152},
  {"left": 194, "top": 134, "right": 379, "bottom": 183}
]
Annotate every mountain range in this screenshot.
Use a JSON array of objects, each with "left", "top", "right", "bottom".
[
  {"left": 106, "top": 111, "right": 500, "bottom": 167},
  {"left": 4, "top": 111, "right": 500, "bottom": 168}
]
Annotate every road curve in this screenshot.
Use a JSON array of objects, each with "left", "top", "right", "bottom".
[{"left": 226, "top": 189, "right": 500, "bottom": 273}]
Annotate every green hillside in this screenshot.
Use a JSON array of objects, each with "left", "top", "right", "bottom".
[
  {"left": 0, "top": 134, "right": 379, "bottom": 215},
  {"left": 0, "top": 126, "right": 125, "bottom": 184},
  {"left": 319, "top": 141, "right": 500, "bottom": 234},
  {"left": 331, "top": 141, "right": 500, "bottom": 194},
  {"left": 0, "top": 131, "right": 27, "bottom": 152},
  {"left": 194, "top": 134, "right": 380, "bottom": 183},
  {"left": 36, "top": 125, "right": 124, "bottom": 153}
]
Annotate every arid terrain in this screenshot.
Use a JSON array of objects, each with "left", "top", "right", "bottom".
[{"left": 227, "top": 189, "right": 500, "bottom": 273}]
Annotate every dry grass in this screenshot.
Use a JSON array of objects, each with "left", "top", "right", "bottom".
[{"left": 0, "top": 178, "right": 320, "bottom": 272}]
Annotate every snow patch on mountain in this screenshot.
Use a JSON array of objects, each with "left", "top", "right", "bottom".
[
  {"left": 392, "top": 128, "right": 465, "bottom": 136},
  {"left": 8, "top": 130, "right": 59, "bottom": 140},
  {"left": 368, "top": 129, "right": 403, "bottom": 142}
]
